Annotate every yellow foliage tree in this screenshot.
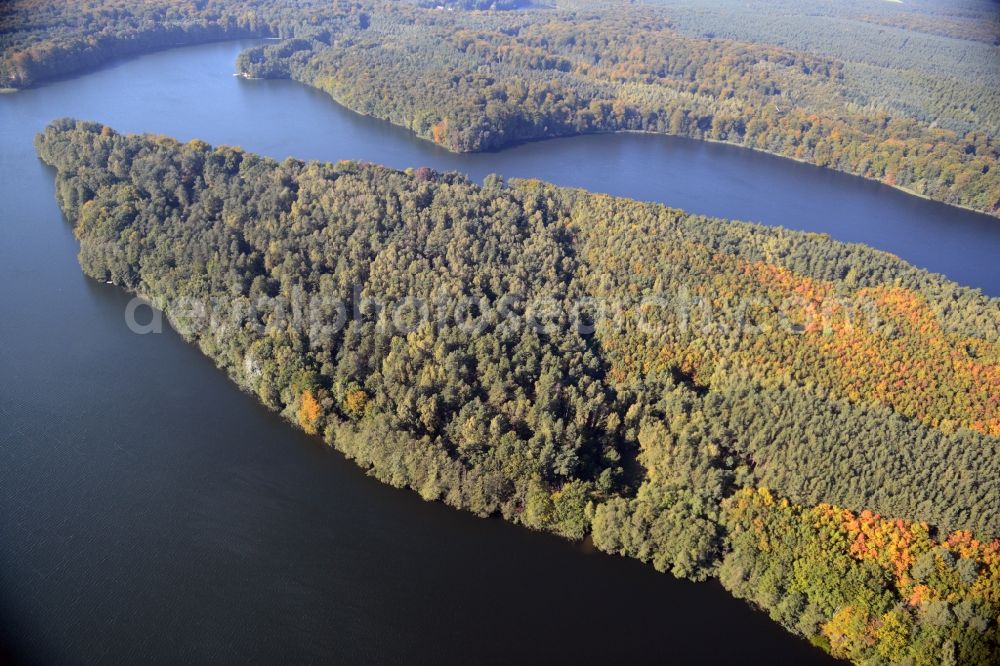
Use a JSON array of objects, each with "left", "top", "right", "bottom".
[
  {"left": 344, "top": 388, "right": 369, "bottom": 419},
  {"left": 297, "top": 389, "right": 322, "bottom": 435}
]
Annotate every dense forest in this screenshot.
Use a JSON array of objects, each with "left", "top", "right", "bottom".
[
  {"left": 4, "top": 0, "right": 999, "bottom": 216},
  {"left": 37, "top": 120, "right": 1000, "bottom": 664},
  {"left": 0, "top": 0, "right": 367, "bottom": 88}
]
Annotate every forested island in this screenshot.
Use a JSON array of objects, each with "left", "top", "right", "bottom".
[
  {"left": 37, "top": 119, "right": 1000, "bottom": 664},
  {"left": 4, "top": 0, "right": 999, "bottom": 216}
]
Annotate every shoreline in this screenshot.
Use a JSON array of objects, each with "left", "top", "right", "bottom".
[
  {"left": 4, "top": 35, "right": 993, "bottom": 219},
  {"left": 627, "top": 129, "right": 995, "bottom": 219},
  {"left": 459, "top": 125, "right": 997, "bottom": 219},
  {"left": 289, "top": 73, "right": 996, "bottom": 220}
]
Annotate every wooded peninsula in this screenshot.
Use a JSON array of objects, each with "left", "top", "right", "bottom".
[
  {"left": 37, "top": 119, "right": 1000, "bottom": 665},
  {"left": 4, "top": 0, "right": 999, "bottom": 216}
]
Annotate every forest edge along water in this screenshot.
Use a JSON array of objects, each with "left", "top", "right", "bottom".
[{"left": 2, "top": 39, "right": 995, "bottom": 664}]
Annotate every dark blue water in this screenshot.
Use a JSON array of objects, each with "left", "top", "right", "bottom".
[
  {"left": 3, "top": 38, "right": 992, "bottom": 664},
  {"left": 9, "top": 41, "right": 996, "bottom": 294}
]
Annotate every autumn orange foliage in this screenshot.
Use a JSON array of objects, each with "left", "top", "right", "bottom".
[
  {"left": 431, "top": 118, "right": 448, "bottom": 145},
  {"left": 812, "top": 502, "right": 1000, "bottom": 608},
  {"left": 297, "top": 389, "right": 322, "bottom": 434}
]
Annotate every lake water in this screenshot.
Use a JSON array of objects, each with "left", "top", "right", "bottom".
[{"left": 2, "top": 39, "right": 995, "bottom": 664}]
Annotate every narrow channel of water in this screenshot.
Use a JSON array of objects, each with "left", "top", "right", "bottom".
[{"left": 4, "top": 38, "right": 990, "bottom": 663}]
